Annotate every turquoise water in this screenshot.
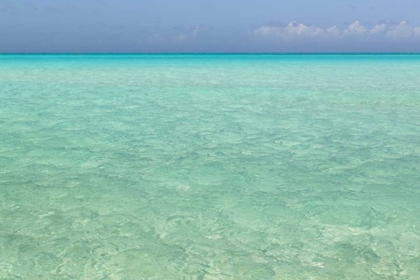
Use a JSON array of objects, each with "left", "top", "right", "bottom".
[{"left": 1, "top": 54, "right": 420, "bottom": 279}]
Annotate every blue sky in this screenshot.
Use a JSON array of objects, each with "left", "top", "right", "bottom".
[{"left": 1, "top": 0, "right": 420, "bottom": 52}]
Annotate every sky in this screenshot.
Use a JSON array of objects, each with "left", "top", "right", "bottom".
[{"left": 1, "top": 0, "right": 420, "bottom": 52}]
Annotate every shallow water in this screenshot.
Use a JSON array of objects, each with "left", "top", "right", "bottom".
[{"left": 1, "top": 54, "right": 420, "bottom": 279}]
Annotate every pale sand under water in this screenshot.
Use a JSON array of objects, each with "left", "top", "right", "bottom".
[{"left": 1, "top": 54, "right": 420, "bottom": 279}]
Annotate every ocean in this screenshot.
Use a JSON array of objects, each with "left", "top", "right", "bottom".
[{"left": 1, "top": 54, "right": 420, "bottom": 279}]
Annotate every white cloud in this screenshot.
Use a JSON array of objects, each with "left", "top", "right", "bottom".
[
  {"left": 413, "top": 27, "right": 420, "bottom": 37},
  {"left": 173, "top": 34, "right": 187, "bottom": 44},
  {"left": 193, "top": 26, "right": 210, "bottom": 37},
  {"left": 172, "top": 26, "right": 209, "bottom": 44},
  {"left": 386, "top": 21, "right": 413, "bottom": 38},
  {"left": 343, "top": 21, "right": 367, "bottom": 35},
  {"left": 254, "top": 20, "right": 420, "bottom": 40},
  {"left": 149, "top": 33, "right": 164, "bottom": 42},
  {"left": 282, "top": 22, "right": 322, "bottom": 37},
  {"left": 326, "top": 26, "right": 341, "bottom": 37},
  {"left": 254, "top": 22, "right": 325, "bottom": 40},
  {"left": 369, "top": 24, "right": 387, "bottom": 35}
]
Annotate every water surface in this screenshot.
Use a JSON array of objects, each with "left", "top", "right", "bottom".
[{"left": 1, "top": 54, "right": 420, "bottom": 279}]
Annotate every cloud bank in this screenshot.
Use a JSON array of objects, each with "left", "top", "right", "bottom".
[{"left": 254, "top": 20, "right": 420, "bottom": 41}]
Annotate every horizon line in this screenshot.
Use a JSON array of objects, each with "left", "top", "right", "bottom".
[{"left": 1, "top": 52, "right": 420, "bottom": 55}]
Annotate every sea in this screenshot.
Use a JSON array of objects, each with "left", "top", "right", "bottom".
[{"left": 1, "top": 54, "right": 420, "bottom": 279}]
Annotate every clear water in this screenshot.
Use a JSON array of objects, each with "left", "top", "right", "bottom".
[{"left": 1, "top": 54, "right": 420, "bottom": 279}]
